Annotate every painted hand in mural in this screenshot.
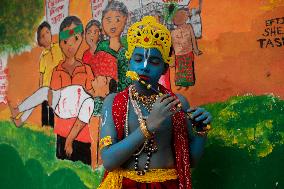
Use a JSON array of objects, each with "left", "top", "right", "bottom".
[
  {"left": 194, "top": 49, "right": 203, "bottom": 56},
  {"left": 64, "top": 138, "right": 73, "bottom": 157}
]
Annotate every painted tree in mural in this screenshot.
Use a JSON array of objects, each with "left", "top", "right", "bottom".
[{"left": 0, "top": 0, "right": 43, "bottom": 54}]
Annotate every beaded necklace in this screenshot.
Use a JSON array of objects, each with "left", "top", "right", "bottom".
[
  {"left": 126, "top": 85, "right": 158, "bottom": 175},
  {"left": 130, "top": 86, "right": 159, "bottom": 112}
]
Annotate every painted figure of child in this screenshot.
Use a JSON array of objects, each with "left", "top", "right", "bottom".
[
  {"left": 171, "top": 7, "right": 202, "bottom": 88},
  {"left": 50, "top": 16, "right": 96, "bottom": 165},
  {"left": 37, "top": 21, "right": 64, "bottom": 128},
  {"left": 92, "top": 0, "right": 132, "bottom": 94},
  {"left": 82, "top": 19, "right": 101, "bottom": 66}
]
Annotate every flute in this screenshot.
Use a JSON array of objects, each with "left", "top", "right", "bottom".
[{"left": 126, "top": 71, "right": 211, "bottom": 133}]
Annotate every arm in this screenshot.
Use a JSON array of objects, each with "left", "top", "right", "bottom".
[
  {"left": 65, "top": 119, "right": 86, "bottom": 157},
  {"left": 87, "top": 88, "right": 96, "bottom": 97},
  {"left": 39, "top": 56, "right": 45, "bottom": 87},
  {"left": 188, "top": 24, "right": 202, "bottom": 56},
  {"left": 176, "top": 94, "right": 211, "bottom": 167},
  {"left": 85, "top": 64, "right": 96, "bottom": 97},
  {"left": 100, "top": 94, "right": 146, "bottom": 171},
  {"left": 39, "top": 73, "right": 43, "bottom": 87}
]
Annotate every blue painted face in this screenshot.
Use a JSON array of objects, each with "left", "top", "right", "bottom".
[{"left": 129, "top": 47, "right": 166, "bottom": 85}]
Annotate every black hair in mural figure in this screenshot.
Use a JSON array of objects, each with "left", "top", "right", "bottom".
[
  {"left": 102, "top": 0, "right": 128, "bottom": 19},
  {"left": 85, "top": 20, "right": 103, "bottom": 44},
  {"left": 86, "top": 20, "right": 101, "bottom": 32}
]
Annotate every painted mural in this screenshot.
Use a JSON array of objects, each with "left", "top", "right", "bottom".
[{"left": 0, "top": 0, "right": 284, "bottom": 188}]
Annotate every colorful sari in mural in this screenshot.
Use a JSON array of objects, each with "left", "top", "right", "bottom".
[{"left": 175, "top": 52, "right": 195, "bottom": 87}]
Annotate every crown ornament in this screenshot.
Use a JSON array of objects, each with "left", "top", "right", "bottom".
[{"left": 125, "top": 16, "right": 172, "bottom": 64}]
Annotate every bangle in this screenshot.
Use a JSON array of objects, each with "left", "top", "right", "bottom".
[
  {"left": 99, "top": 136, "right": 112, "bottom": 150},
  {"left": 193, "top": 124, "right": 211, "bottom": 137},
  {"left": 139, "top": 119, "right": 152, "bottom": 139}
]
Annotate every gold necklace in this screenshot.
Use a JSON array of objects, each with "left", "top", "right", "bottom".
[{"left": 130, "top": 86, "right": 159, "bottom": 112}]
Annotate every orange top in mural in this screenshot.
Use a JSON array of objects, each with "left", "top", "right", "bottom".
[{"left": 50, "top": 61, "right": 94, "bottom": 91}]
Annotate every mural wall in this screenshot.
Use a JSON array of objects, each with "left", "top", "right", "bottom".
[{"left": 0, "top": 0, "right": 283, "bottom": 188}]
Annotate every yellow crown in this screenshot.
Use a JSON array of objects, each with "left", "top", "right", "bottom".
[{"left": 125, "top": 16, "right": 172, "bottom": 64}]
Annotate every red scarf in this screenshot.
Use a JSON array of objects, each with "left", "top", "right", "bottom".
[{"left": 112, "top": 85, "right": 192, "bottom": 189}]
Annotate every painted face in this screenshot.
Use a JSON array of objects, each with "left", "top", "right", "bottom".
[
  {"left": 59, "top": 23, "right": 83, "bottom": 58},
  {"left": 39, "top": 27, "right": 52, "bottom": 48},
  {"left": 173, "top": 9, "right": 188, "bottom": 26},
  {"left": 102, "top": 10, "right": 127, "bottom": 38},
  {"left": 129, "top": 47, "right": 166, "bottom": 85},
  {"left": 85, "top": 25, "right": 100, "bottom": 49}
]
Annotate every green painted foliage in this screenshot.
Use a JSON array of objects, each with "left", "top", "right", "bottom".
[
  {"left": 0, "top": 122, "right": 104, "bottom": 189},
  {"left": 203, "top": 95, "right": 284, "bottom": 158},
  {"left": 0, "top": 0, "right": 44, "bottom": 54},
  {"left": 192, "top": 144, "right": 284, "bottom": 189},
  {"left": 0, "top": 144, "right": 89, "bottom": 189}
]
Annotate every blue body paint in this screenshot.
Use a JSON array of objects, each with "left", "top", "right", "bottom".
[{"left": 99, "top": 47, "right": 212, "bottom": 171}]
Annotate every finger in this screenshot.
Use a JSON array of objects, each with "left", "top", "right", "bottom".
[
  {"left": 191, "top": 108, "right": 205, "bottom": 119},
  {"left": 65, "top": 150, "right": 70, "bottom": 157},
  {"left": 157, "top": 94, "right": 171, "bottom": 103},
  {"left": 187, "top": 107, "right": 197, "bottom": 113},
  {"left": 64, "top": 145, "right": 70, "bottom": 157},
  {"left": 195, "top": 112, "right": 209, "bottom": 122},
  {"left": 69, "top": 149, "right": 73, "bottom": 156},
  {"left": 67, "top": 149, "right": 73, "bottom": 157},
  {"left": 165, "top": 99, "right": 180, "bottom": 111},
  {"left": 160, "top": 96, "right": 176, "bottom": 107},
  {"left": 165, "top": 109, "right": 177, "bottom": 117},
  {"left": 203, "top": 115, "right": 212, "bottom": 124}
]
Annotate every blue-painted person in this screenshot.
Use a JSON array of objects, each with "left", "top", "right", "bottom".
[{"left": 98, "top": 16, "right": 212, "bottom": 189}]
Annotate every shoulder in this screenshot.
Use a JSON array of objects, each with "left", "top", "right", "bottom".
[
  {"left": 97, "top": 40, "right": 110, "bottom": 50},
  {"left": 102, "top": 93, "right": 117, "bottom": 112},
  {"left": 83, "top": 63, "right": 92, "bottom": 70},
  {"left": 51, "top": 63, "right": 62, "bottom": 75},
  {"left": 186, "top": 23, "right": 194, "bottom": 30},
  {"left": 52, "top": 65, "right": 59, "bottom": 72},
  {"left": 52, "top": 43, "right": 60, "bottom": 49},
  {"left": 120, "top": 36, "right": 128, "bottom": 49},
  {"left": 82, "top": 49, "right": 89, "bottom": 56},
  {"left": 50, "top": 43, "right": 62, "bottom": 54},
  {"left": 97, "top": 40, "right": 118, "bottom": 57},
  {"left": 175, "top": 93, "right": 190, "bottom": 111},
  {"left": 104, "top": 93, "right": 117, "bottom": 103},
  {"left": 171, "top": 28, "right": 179, "bottom": 34},
  {"left": 40, "top": 48, "right": 49, "bottom": 60}
]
